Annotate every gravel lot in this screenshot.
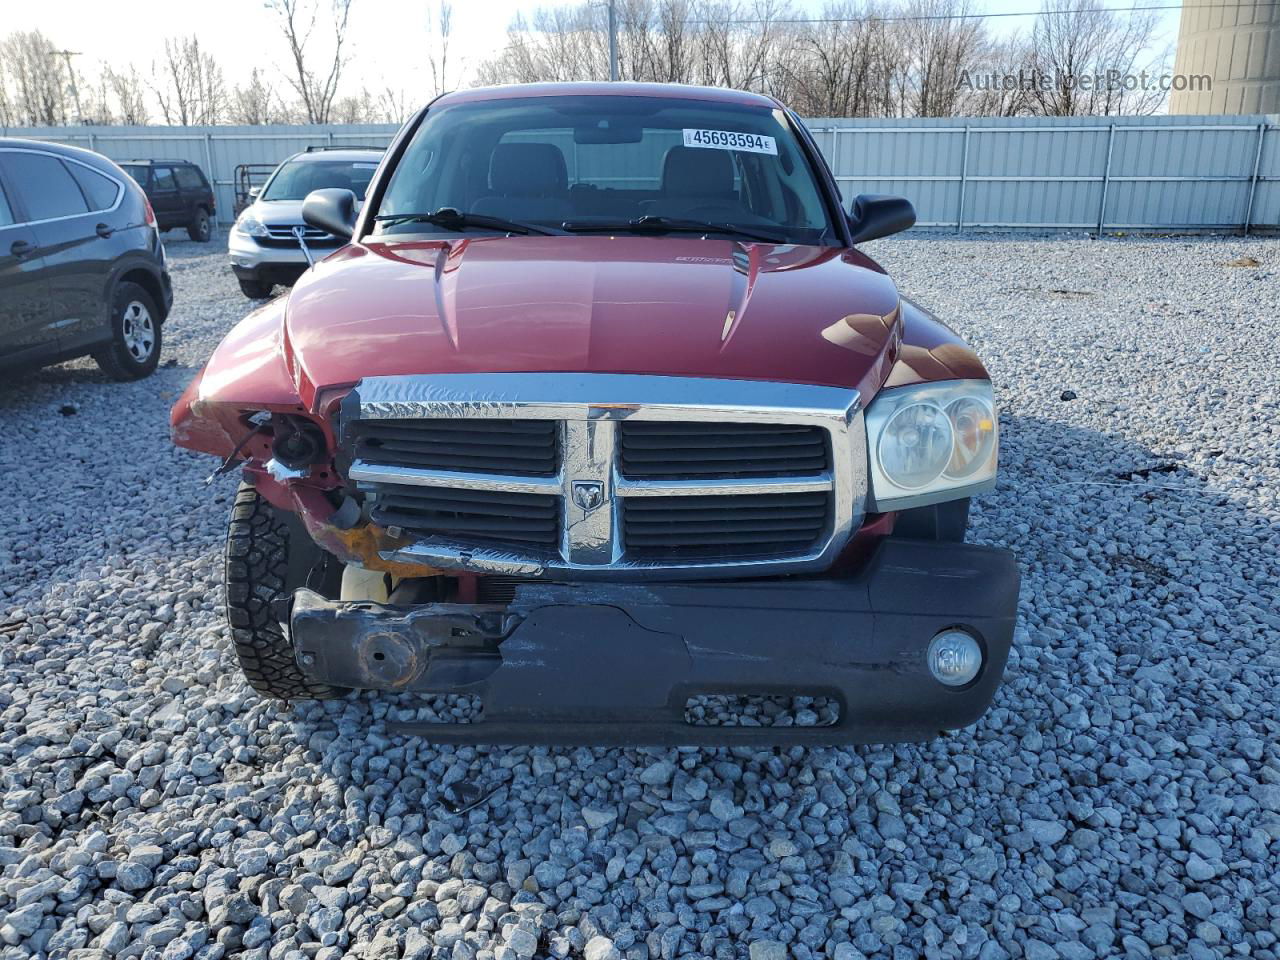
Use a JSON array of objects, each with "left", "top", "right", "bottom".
[{"left": 1, "top": 233, "right": 1277, "bottom": 960}]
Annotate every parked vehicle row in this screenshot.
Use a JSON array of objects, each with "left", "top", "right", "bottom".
[{"left": 0, "top": 139, "right": 172, "bottom": 381}]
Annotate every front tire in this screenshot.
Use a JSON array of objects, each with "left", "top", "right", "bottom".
[
  {"left": 238, "top": 277, "right": 273, "bottom": 299},
  {"left": 224, "top": 483, "right": 344, "bottom": 700},
  {"left": 188, "top": 208, "right": 212, "bottom": 242},
  {"left": 93, "top": 282, "right": 162, "bottom": 381}
]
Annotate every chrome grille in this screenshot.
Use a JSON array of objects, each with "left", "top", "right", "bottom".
[
  {"left": 265, "top": 223, "right": 330, "bottom": 240},
  {"left": 345, "top": 373, "right": 866, "bottom": 580}
]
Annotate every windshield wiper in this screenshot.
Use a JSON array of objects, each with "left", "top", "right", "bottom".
[
  {"left": 561, "top": 215, "right": 787, "bottom": 244},
  {"left": 374, "top": 207, "right": 564, "bottom": 236}
]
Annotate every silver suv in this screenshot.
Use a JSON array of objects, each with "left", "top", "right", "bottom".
[{"left": 228, "top": 146, "right": 383, "bottom": 298}]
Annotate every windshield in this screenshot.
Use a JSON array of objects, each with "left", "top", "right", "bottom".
[
  {"left": 375, "top": 95, "right": 835, "bottom": 245},
  {"left": 261, "top": 158, "right": 379, "bottom": 201}
]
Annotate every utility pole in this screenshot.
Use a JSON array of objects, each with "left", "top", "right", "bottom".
[
  {"left": 53, "top": 50, "right": 83, "bottom": 123},
  {"left": 607, "top": 0, "right": 618, "bottom": 81}
]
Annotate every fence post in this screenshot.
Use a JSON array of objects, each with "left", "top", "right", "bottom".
[
  {"left": 829, "top": 126, "right": 841, "bottom": 192},
  {"left": 1244, "top": 122, "right": 1266, "bottom": 236},
  {"left": 956, "top": 125, "right": 970, "bottom": 233},
  {"left": 88, "top": 131, "right": 96, "bottom": 153},
  {"left": 1097, "top": 123, "right": 1116, "bottom": 236},
  {"left": 203, "top": 132, "right": 217, "bottom": 224}
]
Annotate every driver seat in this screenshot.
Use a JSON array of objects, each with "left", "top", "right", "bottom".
[{"left": 660, "top": 146, "right": 741, "bottom": 210}]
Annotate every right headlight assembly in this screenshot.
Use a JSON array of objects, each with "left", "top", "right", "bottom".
[
  {"left": 864, "top": 379, "right": 998, "bottom": 511},
  {"left": 233, "top": 215, "right": 269, "bottom": 238}
]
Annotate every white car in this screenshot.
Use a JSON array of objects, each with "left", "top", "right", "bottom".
[{"left": 228, "top": 146, "right": 383, "bottom": 298}]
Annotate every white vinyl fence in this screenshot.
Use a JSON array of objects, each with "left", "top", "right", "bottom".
[{"left": 7, "top": 114, "right": 1277, "bottom": 233}]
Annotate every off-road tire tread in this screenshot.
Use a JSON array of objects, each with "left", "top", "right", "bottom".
[{"left": 224, "top": 483, "right": 341, "bottom": 700}]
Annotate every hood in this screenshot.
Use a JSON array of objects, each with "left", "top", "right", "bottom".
[
  {"left": 283, "top": 235, "right": 903, "bottom": 398},
  {"left": 248, "top": 198, "right": 306, "bottom": 224}
]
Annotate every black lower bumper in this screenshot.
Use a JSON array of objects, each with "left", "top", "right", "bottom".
[
  {"left": 289, "top": 538, "right": 1020, "bottom": 745},
  {"left": 232, "top": 262, "right": 309, "bottom": 288}
]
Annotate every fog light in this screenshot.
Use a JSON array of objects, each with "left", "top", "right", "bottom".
[{"left": 927, "top": 629, "right": 983, "bottom": 686}]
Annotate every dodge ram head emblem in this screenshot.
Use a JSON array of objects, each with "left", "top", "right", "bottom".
[{"left": 572, "top": 481, "right": 605, "bottom": 512}]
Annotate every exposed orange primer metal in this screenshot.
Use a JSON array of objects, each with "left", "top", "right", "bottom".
[{"left": 287, "top": 485, "right": 439, "bottom": 577}]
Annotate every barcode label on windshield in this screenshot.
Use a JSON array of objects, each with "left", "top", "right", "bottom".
[{"left": 682, "top": 129, "right": 777, "bottom": 155}]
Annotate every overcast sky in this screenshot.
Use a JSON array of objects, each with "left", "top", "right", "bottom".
[{"left": 7, "top": 0, "right": 1183, "bottom": 109}]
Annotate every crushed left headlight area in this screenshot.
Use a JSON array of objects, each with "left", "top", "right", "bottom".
[{"left": 286, "top": 537, "right": 1020, "bottom": 746}]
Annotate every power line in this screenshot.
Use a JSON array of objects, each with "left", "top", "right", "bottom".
[{"left": 677, "top": 2, "right": 1269, "bottom": 25}]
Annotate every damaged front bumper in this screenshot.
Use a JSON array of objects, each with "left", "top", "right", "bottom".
[{"left": 288, "top": 538, "right": 1020, "bottom": 745}]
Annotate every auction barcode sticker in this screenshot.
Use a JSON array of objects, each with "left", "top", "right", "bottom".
[{"left": 682, "top": 128, "right": 777, "bottom": 155}]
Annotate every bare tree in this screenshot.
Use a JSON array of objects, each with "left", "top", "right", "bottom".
[
  {"left": 0, "top": 71, "right": 12, "bottom": 126},
  {"left": 105, "top": 65, "right": 149, "bottom": 124},
  {"left": 267, "top": 0, "right": 355, "bottom": 124},
  {"left": 79, "top": 69, "right": 115, "bottom": 125},
  {"left": 378, "top": 85, "right": 413, "bottom": 123},
  {"left": 398, "top": 0, "right": 1169, "bottom": 119},
  {"left": 229, "top": 68, "right": 284, "bottom": 125},
  {"left": 0, "top": 30, "right": 71, "bottom": 126},
  {"left": 151, "top": 35, "right": 225, "bottom": 125},
  {"left": 426, "top": 0, "right": 454, "bottom": 97},
  {"left": 331, "top": 86, "right": 377, "bottom": 123},
  {"left": 775, "top": 2, "right": 890, "bottom": 117},
  {"left": 1026, "top": 0, "right": 1166, "bottom": 115},
  {"left": 896, "top": 0, "right": 990, "bottom": 116}
]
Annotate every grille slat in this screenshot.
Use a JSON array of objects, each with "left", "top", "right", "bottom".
[
  {"left": 370, "top": 484, "right": 559, "bottom": 547},
  {"left": 620, "top": 421, "right": 829, "bottom": 479},
  {"left": 353, "top": 418, "right": 557, "bottom": 476},
  {"left": 623, "top": 492, "right": 830, "bottom": 560}
]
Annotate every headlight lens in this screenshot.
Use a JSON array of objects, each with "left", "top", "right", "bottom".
[
  {"left": 944, "top": 397, "right": 997, "bottom": 480},
  {"left": 877, "top": 402, "right": 953, "bottom": 490},
  {"left": 865, "top": 380, "right": 998, "bottom": 509},
  {"left": 234, "top": 216, "right": 269, "bottom": 238}
]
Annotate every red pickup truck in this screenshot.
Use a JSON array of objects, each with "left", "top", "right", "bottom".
[{"left": 171, "top": 82, "right": 1019, "bottom": 745}]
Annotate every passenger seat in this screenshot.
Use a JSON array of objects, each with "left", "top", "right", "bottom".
[{"left": 472, "top": 143, "right": 568, "bottom": 221}]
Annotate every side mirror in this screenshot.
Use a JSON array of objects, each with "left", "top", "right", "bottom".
[
  {"left": 248, "top": 186, "right": 261, "bottom": 200},
  {"left": 302, "top": 188, "right": 357, "bottom": 241},
  {"left": 847, "top": 194, "right": 916, "bottom": 245}
]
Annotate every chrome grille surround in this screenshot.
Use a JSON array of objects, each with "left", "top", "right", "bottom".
[{"left": 344, "top": 373, "right": 866, "bottom": 580}]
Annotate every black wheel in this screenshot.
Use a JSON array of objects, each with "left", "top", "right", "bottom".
[
  {"left": 188, "top": 208, "right": 212, "bottom": 242},
  {"left": 238, "top": 277, "right": 273, "bottom": 299},
  {"left": 224, "top": 483, "right": 345, "bottom": 700},
  {"left": 93, "top": 282, "right": 162, "bottom": 381}
]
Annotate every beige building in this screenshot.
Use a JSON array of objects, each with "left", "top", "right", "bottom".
[{"left": 1171, "top": 0, "right": 1280, "bottom": 113}]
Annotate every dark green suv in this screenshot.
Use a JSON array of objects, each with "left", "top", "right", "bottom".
[{"left": 120, "top": 159, "right": 216, "bottom": 243}]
